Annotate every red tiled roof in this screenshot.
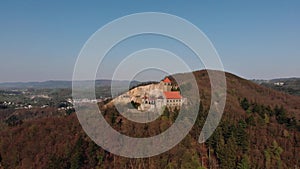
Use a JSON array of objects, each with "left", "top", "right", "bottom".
[
  {"left": 163, "top": 77, "right": 171, "bottom": 83},
  {"left": 163, "top": 91, "right": 182, "bottom": 99}
]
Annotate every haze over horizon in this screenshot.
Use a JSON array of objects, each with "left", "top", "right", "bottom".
[
  {"left": 0, "top": 69, "right": 299, "bottom": 84},
  {"left": 1, "top": 1, "right": 299, "bottom": 82}
]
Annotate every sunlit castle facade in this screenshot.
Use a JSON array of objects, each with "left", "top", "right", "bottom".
[
  {"left": 140, "top": 77, "right": 185, "bottom": 110},
  {"left": 163, "top": 91, "right": 183, "bottom": 107}
]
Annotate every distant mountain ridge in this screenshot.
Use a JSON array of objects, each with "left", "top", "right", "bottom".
[{"left": 0, "top": 80, "right": 141, "bottom": 89}]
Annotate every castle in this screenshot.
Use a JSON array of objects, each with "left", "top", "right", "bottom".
[
  {"left": 140, "top": 77, "right": 184, "bottom": 111},
  {"left": 114, "top": 77, "right": 185, "bottom": 112}
]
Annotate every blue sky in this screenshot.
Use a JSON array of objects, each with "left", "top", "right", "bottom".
[{"left": 0, "top": 1, "right": 299, "bottom": 82}]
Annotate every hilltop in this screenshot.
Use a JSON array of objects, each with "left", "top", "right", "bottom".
[
  {"left": 0, "top": 70, "right": 299, "bottom": 169},
  {"left": 253, "top": 78, "right": 300, "bottom": 96}
]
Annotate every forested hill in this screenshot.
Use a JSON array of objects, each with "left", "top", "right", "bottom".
[
  {"left": 0, "top": 70, "right": 299, "bottom": 169},
  {"left": 253, "top": 78, "right": 300, "bottom": 96}
]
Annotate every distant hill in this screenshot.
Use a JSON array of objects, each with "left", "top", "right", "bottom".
[
  {"left": 253, "top": 78, "right": 300, "bottom": 96},
  {"left": 0, "top": 70, "right": 299, "bottom": 168},
  {"left": 0, "top": 80, "right": 141, "bottom": 89}
]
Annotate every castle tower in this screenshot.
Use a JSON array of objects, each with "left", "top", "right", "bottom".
[{"left": 162, "top": 77, "right": 172, "bottom": 91}]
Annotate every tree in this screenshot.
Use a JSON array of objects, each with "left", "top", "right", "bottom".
[
  {"left": 245, "top": 115, "right": 256, "bottom": 126},
  {"left": 264, "top": 140, "right": 283, "bottom": 169},
  {"left": 48, "top": 156, "right": 66, "bottom": 169},
  {"left": 236, "top": 123, "right": 249, "bottom": 152},
  {"left": 70, "top": 137, "right": 85, "bottom": 169},
  {"left": 286, "top": 117, "right": 297, "bottom": 129},
  {"left": 240, "top": 98, "right": 250, "bottom": 111},
  {"left": 5, "top": 115, "right": 23, "bottom": 126},
  {"left": 180, "top": 152, "right": 202, "bottom": 169},
  {"left": 274, "top": 105, "right": 287, "bottom": 124},
  {"left": 237, "top": 155, "right": 250, "bottom": 169},
  {"left": 130, "top": 101, "right": 140, "bottom": 109},
  {"left": 162, "top": 107, "right": 170, "bottom": 118},
  {"left": 216, "top": 136, "right": 238, "bottom": 169}
]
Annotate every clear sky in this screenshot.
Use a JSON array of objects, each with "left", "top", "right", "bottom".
[{"left": 0, "top": 1, "right": 299, "bottom": 82}]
